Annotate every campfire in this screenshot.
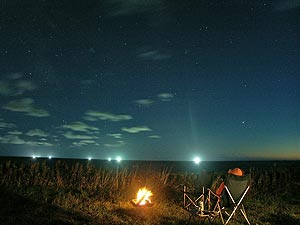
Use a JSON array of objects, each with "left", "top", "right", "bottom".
[{"left": 131, "top": 187, "right": 154, "bottom": 207}]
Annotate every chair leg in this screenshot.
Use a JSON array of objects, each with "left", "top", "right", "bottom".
[
  {"left": 240, "top": 204, "right": 250, "bottom": 225},
  {"left": 218, "top": 204, "right": 225, "bottom": 224},
  {"left": 224, "top": 205, "right": 239, "bottom": 225},
  {"left": 223, "top": 205, "right": 250, "bottom": 225}
]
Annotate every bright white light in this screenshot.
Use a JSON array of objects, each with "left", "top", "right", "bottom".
[
  {"left": 32, "top": 155, "right": 36, "bottom": 159},
  {"left": 88, "top": 157, "right": 92, "bottom": 161},
  {"left": 193, "top": 157, "right": 201, "bottom": 164},
  {"left": 116, "top": 156, "right": 122, "bottom": 163},
  {"left": 48, "top": 156, "right": 52, "bottom": 159},
  {"left": 108, "top": 157, "right": 112, "bottom": 162}
]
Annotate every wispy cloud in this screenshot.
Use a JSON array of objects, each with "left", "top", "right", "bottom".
[
  {"left": 7, "top": 73, "right": 23, "bottom": 80},
  {"left": 148, "top": 135, "right": 161, "bottom": 139},
  {"left": 0, "top": 121, "right": 16, "bottom": 130},
  {"left": 0, "top": 135, "right": 26, "bottom": 145},
  {"left": 0, "top": 131, "right": 53, "bottom": 146},
  {"left": 26, "top": 129, "right": 48, "bottom": 137},
  {"left": 122, "top": 126, "right": 152, "bottom": 133},
  {"left": 84, "top": 110, "right": 132, "bottom": 122},
  {"left": 26, "top": 141, "right": 53, "bottom": 147},
  {"left": 134, "top": 92, "right": 174, "bottom": 107},
  {"left": 104, "top": 140, "right": 125, "bottom": 148},
  {"left": 61, "top": 121, "right": 99, "bottom": 132},
  {"left": 134, "top": 99, "right": 154, "bottom": 106},
  {"left": 7, "top": 130, "right": 22, "bottom": 135},
  {"left": 62, "top": 131, "right": 96, "bottom": 140},
  {"left": 15, "top": 80, "right": 37, "bottom": 92},
  {"left": 0, "top": 74, "right": 37, "bottom": 96},
  {"left": 157, "top": 93, "right": 174, "bottom": 101},
  {"left": 138, "top": 50, "right": 171, "bottom": 61},
  {"left": 0, "top": 81, "right": 12, "bottom": 96},
  {"left": 107, "top": 133, "right": 122, "bottom": 139},
  {"left": 3, "top": 98, "right": 50, "bottom": 117},
  {"left": 72, "top": 140, "right": 98, "bottom": 147}
]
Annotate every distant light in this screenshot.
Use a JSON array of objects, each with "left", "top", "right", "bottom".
[
  {"left": 116, "top": 156, "right": 122, "bottom": 163},
  {"left": 48, "top": 156, "right": 52, "bottom": 159},
  {"left": 193, "top": 157, "right": 201, "bottom": 164},
  {"left": 88, "top": 157, "right": 92, "bottom": 161},
  {"left": 32, "top": 155, "right": 36, "bottom": 159},
  {"left": 108, "top": 157, "right": 112, "bottom": 162}
]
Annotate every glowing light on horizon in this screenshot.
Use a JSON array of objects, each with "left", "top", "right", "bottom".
[
  {"left": 108, "top": 157, "right": 112, "bottom": 162},
  {"left": 116, "top": 156, "right": 122, "bottom": 163},
  {"left": 48, "top": 156, "right": 52, "bottom": 159},
  {"left": 88, "top": 157, "right": 92, "bottom": 161},
  {"left": 193, "top": 156, "right": 201, "bottom": 164}
]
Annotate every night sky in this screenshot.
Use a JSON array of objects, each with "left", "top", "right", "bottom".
[{"left": 0, "top": 0, "right": 299, "bottom": 161}]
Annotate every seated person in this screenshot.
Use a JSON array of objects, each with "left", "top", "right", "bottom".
[
  {"left": 216, "top": 168, "right": 244, "bottom": 194},
  {"left": 210, "top": 168, "right": 244, "bottom": 207}
]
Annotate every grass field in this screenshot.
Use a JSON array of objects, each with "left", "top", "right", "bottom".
[{"left": 1, "top": 158, "right": 300, "bottom": 225}]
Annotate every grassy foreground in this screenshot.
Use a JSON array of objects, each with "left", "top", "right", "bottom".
[{"left": 1, "top": 159, "right": 300, "bottom": 225}]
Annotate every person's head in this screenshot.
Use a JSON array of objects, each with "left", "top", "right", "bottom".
[{"left": 227, "top": 168, "right": 244, "bottom": 176}]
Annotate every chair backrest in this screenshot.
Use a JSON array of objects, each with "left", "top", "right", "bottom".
[
  {"left": 198, "top": 170, "right": 214, "bottom": 188},
  {"left": 225, "top": 173, "right": 251, "bottom": 202}
]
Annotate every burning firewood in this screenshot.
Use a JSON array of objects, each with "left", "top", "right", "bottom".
[{"left": 131, "top": 187, "right": 154, "bottom": 207}]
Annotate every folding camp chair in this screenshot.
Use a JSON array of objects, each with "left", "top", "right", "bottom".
[
  {"left": 183, "top": 171, "right": 215, "bottom": 224},
  {"left": 184, "top": 186, "right": 213, "bottom": 224},
  {"left": 207, "top": 173, "right": 251, "bottom": 225}
]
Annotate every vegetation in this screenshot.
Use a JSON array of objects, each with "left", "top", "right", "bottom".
[{"left": 0, "top": 158, "right": 300, "bottom": 224}]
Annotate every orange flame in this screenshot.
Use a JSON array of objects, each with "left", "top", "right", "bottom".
[{"left": 135, "top": 187, "right": 153, "bottom": 205}]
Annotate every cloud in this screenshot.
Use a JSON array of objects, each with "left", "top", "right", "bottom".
[
  {"left": 0, "top": 75, "right": 37, "bottom": 96},
  {"left": 72, "top": 140, "right": 98, "bottom": 147},
  {"left": 0, "top": 135, "right": 26, "bottom": 145},
  {"left": 122, "top": 126, "right": 152, "bottom": 133},
  {"left": 61, "top": 121, "right": 99, "bottom": 132},
  {"left": 107, "top": 133, "right": 122, "bottom": 139},
  {"left": 0, "top": 132, "right": 53, "bottom": 146},
  {"left": 148, "top": 135, "right": 161, "bottom": 139},
  {"left": 0, "top": 121, "right": 16, "bottom": 130},
  {"left": 8, "top": 130, "right": 23, "bottom": 135},
  {"left": 62, "top": 131, "right": 96, "bottom": 140},
  {"left": 26, "top": 141, "right": 53, "bottom": 147},
  {"left": 134, "top": 99, "right": 154, "bottom": 106},
  {"left": 26, "top": 129, "right": 48, "bottom": 137},
  {"left": 7, "top": 73, "right": 23, "bottom": 80},
  {"left": 157, "top": 93, "right": 174, "bottom": 101},
  {"left": 104, "top": 140, "right": 125, "bottom": 148},
  {"left": 138, "top": 50, "right": 171, "bottom": 61},
  {"left": 273, "top": 0, "right": 300, "bottom": 11},
  {"left": 0, "top": 81, "right": 12, "bottom": 95},
  {"left": 27, "top": 108, "right": 50, "bottom": 117},
  {"left": 134, "top": 92, "right": 174, "bottom": 107},
  {"left": 3, "top": 98, "right": 50, "bottom": 117},
  {"left": 84, "top": 110, "right": 132, "bottom": 122},
  {"left": 15, "top": 80, "right": 37, "bottom": 92}
]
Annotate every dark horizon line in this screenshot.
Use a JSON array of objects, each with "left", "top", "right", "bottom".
[{"left": 0, "top": 155, "right": 299, "bottom": 162}]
